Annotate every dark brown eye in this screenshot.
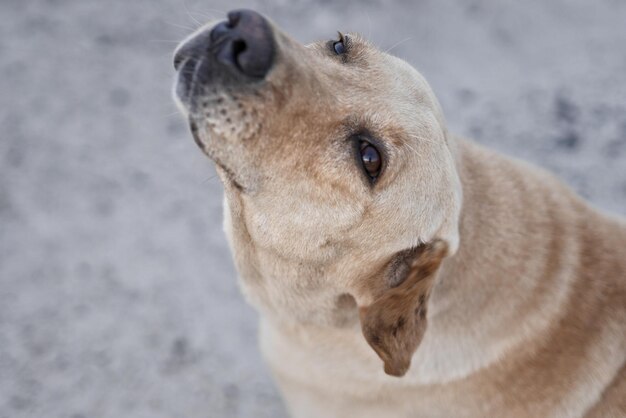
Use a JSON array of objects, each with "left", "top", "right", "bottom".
[{"left": 360, "top": 142, "right": 382, "bottom": 179}]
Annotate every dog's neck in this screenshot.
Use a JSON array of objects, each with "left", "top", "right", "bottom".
[
  {"left": 264, "top": 137, "right": 590, "bottom": 384},
  {"left": 410, "top": 137, "right": 584, "bottom": 383},
  {"left": 226, "top": 137, "right": 611, "bottom": 384}
]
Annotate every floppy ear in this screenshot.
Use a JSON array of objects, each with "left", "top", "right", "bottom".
[{"left": 359, "top": 240, "right": 448, "bottom": 377}]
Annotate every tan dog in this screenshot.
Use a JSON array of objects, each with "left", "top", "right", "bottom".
[{"left": 173, "top": 10, "right": 626, "bottom": 417}]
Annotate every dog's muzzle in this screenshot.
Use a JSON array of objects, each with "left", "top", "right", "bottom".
[{"left": 173, "top": 9, "right": 275, "bottom": 102}]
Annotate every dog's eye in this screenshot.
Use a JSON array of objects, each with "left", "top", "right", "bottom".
[
  {"left": 360, "top": 141, "right": 382, "bottom": 179},
  {"left": 333, "top": 32, "right": 347, "bottom": 55},
  {"left": 333, "top": 40, "right": 346, "bottom": 55}
]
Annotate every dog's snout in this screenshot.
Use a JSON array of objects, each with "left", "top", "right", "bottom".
[{"left": 173, "top": 9, "right": 275, "bottom": 80}]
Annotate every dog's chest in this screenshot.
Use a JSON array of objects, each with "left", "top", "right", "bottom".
[
  {"left": 257, "top": 319, "right": 474, "bottom": 418},
  {"left": 258, "top": 318, "right": 615, "bottom": 418}
]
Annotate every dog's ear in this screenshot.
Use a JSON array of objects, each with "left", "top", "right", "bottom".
[{"left": 358, "top": 240, "right": 448, "bottom": 377}]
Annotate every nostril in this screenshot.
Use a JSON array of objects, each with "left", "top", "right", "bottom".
[
  {"left": 232, "top": 39, "right": 247, "bottom": 57},
  {"left": 216, "top": 38, "right": 248, "bottom": 71}
]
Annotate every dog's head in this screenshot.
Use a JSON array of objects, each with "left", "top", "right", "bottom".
[{"left": 174, "top": 10, "right": 461, "bottom": 377}]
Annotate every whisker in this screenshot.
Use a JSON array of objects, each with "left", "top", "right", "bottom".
[
  {"left": 162, "top": 110, "right": 182, "bottom": 118},
  {"left": 194, "top": 8, "right": 227, "bottom": 19},
  {"left": 201, "top": 172, "right": 220, "bottom": 185},
  {"left": 403, "top": 141, "right": 420, "bottom": 158},
  {"left": 183, "top": 0, "right": 204, "bottom": 28},
  {"left": 384, "top": 37, "right": 413, "bottom": 54},
  {"left": 164, "top": 21, "right": 197, "bottom": 32},
  {"left": 150, "top": 39, "right": 184, "bottom": 44}
]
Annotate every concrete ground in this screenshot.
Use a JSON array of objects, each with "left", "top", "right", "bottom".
[{"left": 1, "top": 0, "right": 625, "bottom": 417}]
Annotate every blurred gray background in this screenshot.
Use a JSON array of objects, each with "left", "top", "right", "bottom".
[{"left": 1, "top": 0, "right": 625, "bottom": 417}]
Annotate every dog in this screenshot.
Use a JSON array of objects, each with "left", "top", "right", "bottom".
[{"left": 173, "top": 10, "right": 626, "bottom": 417}]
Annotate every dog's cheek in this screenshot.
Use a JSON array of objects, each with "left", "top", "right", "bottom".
[{"left": 358, "top": 241, "right": 447, "bottom": 377}]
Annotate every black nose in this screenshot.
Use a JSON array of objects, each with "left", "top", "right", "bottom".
[{"left": 174, "top": 9, "right": 275, "bottom": 79}]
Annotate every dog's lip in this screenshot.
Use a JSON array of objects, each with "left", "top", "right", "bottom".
[
  {"left": 189, "top": 118, "right": 246, "bottom": 191},
  {"left": 175, "top": 56, "right": 204, "bottom": 103},
  {"left": 197, "top": 141, "right": 247, "bottom": 192},
  {"left": 213, "top": 158, "right": 245, "bottom": 191}
]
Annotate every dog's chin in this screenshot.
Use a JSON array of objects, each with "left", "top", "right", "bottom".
[
  {"left": 213, "top": 160, "right": 246, "bottom": 192},
  {"left": 187, "top": 119, "right": 247, "bottom": 192}
]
